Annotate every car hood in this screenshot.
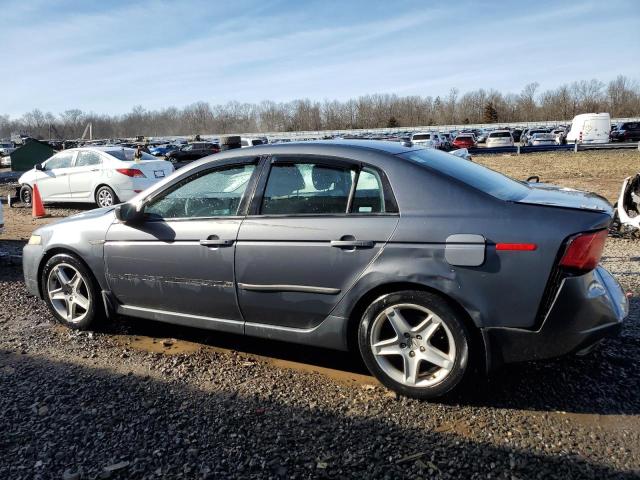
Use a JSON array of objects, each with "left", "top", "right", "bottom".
[{"left": 516, "top": 183, "right": 612, "bottom": 215}]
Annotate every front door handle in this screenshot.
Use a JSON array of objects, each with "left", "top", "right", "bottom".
[
  {"left": 199, "top": 238, "right": 234, "bottom": 247},
  {"left": 330, "top": 240, "right": 375, "bottom": 248}
]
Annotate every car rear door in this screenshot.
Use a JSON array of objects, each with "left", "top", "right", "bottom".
[
  {"left": 69, "top": 150, "right": 102, "bottom": 200},
  {"left": 235, "top": 155, "right": 399, "bottom": 330},
  {"left": 104, "top": 157, "right": 260, "bottom": 332},
  {"left": 36, "top": 151, "right": 76, "bottom": 201}
]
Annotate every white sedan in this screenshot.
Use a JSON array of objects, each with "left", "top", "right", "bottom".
[{"left": 18, "top": 147, "right": 174, "bottom": 208}]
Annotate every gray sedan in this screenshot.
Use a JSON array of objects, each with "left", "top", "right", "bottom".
[{"left": 23, "top": 141, "right": 628, "bottom": 399}]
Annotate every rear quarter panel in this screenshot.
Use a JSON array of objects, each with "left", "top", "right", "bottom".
[{"left": 331, "top": 162, "right": 611, "bottom": 330}]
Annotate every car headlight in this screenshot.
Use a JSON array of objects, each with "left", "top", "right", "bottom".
[{"left": 28, "top": 234, "right": 42, "bottom": 245}]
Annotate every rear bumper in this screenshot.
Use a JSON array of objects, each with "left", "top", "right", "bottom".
[{"left": 483, "top": 266, "right": 628, "bottom": 369}]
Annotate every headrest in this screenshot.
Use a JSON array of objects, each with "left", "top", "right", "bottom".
[
  {"left": 312, "top": 165, "right": 350, "bottom": 191},
  {"left": 265, "top": 165, "right": 305, "bottom": 197}
]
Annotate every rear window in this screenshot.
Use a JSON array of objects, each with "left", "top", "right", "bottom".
[
  {"left": 399, "top": 149, "right": 529, "bottom": 201},
  {"left": 489, "top": 132, "right": 511, "bottom": 138},
  {"left": 456, "top": 135, "right": 473, "bottom": 140},
  {"left": 106, "top": 149, "right": 156, "bottom": 161},
  {"left": 412, "top": 134, "right": 431, "bottom": 140}
]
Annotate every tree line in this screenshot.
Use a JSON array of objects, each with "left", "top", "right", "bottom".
[{"left": 1, "top": 75, "right": 639, "bottom": 140}]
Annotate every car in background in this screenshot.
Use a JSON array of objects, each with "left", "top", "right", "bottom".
[
  {"left": 410, "top": 132, "right": 441, "bottom": 149},
  {"left": 22, "top": 140, "right": 627, "bottom": 400},
  {"left": 527, "top": 133, "right": 556, "bottom": 146},
  {"left": 0, "top": 200, "right": 3, "bottom": 234},
  {"left": 610, "top": 122, "right": 640, "bottom": 142},
  {"left": 241, "top": 137, "right": 267, "bottom": 148},
  {"left": 511, "top": 129, "right": 523, "bottom": 142},
  {"left": 565, "top": 113, "right": 610, "bottom": 144},
  {"left": 0, "top": 156, "right": 11, "bottom": 167},
  {"left": 149, "top": 144, "right": 182, "bottom": 157},
  {"left": 434, "top": 133, "right": 451, "bottom": 151},
  {"left": 18, "top": 147, "right": 174, "bottom": 208},
  {"left": 520, "top": 128, "right": 550, "bottom": 146},
  {"left": 166, "top": 142, "right": 220, "bottom": 163},
  {"left": 0, "top": 142, "right": 15, "bottom": 157},
  {"left": 452, "top": 133, "right": 477, "bottom": 149},
  {"left": 485, "top": 130, "right": 514, "bottom": 148}
]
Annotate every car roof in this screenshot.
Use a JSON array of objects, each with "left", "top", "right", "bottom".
[
  {"left": 61, "top": 146, "right": 137, "bottom": 153},
  {"left": 252, "top": 139, "right": 419, "bottom": 155}
]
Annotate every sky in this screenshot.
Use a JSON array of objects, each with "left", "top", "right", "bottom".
[{"left": 1, "top": 0, "right": 639, "bottom": 117}]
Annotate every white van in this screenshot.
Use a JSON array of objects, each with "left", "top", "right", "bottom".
[{"left": 565, "top": 113, "right": 610, "bottom": 144}]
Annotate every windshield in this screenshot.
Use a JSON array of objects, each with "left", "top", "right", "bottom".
[
  {"left": 399, "top": 149, "right": 529, "bottom": 201},
  {"left": 106, "top": 149, "right": 157, "bottom": 161}
]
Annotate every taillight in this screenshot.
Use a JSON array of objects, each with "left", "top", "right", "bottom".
[
  {"left": 559, "top": 230, "right": 607, "bottom": 272},
  {"left": 116, "top": 168, "right": 146, "bottom": 178}
]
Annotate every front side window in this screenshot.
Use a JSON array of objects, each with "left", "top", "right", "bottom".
[
  {"left": 45, "top": 152, "right": 74, "bottom": 169},
  {"left": 261, "top": 162, "right": 354, "bottom": 215},
  {"left": 75, "top": 151, "right": 102, "bottom": 167},
  {"left": 145, "top": 164, "right": 256, "bottom": 219}
]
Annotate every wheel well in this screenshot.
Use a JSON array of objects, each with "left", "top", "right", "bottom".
[
  {"left": 345, "top": 282, "right": 486, "bottom": 370},
  {"left": 94, "top": 184, "right": 112, "bottom": 199},
  {"left": 37, "top": 248, "right": 100, "bottom": 300}
]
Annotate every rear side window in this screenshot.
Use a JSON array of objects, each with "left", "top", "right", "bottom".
[
  {"left": 75, "top": 151, "right": 102, "bottom": 167},
  {"left": 261, "top": 163, "right": 354, "bottom": 215},
  {"left": 353, "top": 168, "right": 386, "bottom": 213},
  {"left": 400, "top": 149, "right": 529, "bottom": 201}
]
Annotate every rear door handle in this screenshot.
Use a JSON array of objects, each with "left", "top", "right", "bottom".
[
  {"left": 199, "top": 239, "right": 234, "bottom": 247},
  {"left": 330, "top": 240, "right": 375, "bottom": 248}
]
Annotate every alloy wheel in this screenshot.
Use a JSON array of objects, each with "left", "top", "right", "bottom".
[
  {"left": 47, "top": 263, "right": 91, "bottom": 324},
  {"left": 97, "top": 189, "right": 113, "bottom": 207},
  {"left": 369, "top": 303, "right": 456, "bottom": 388}
]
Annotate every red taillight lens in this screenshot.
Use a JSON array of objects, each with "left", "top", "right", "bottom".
[
  {"left": 559, "top": 230, "right": 607, "bottom": 272},
  {"left": 116, "top": 168, "right": 146, "bottom": 178}
]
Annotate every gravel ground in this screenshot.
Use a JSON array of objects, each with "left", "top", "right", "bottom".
[{"left": 1, "top": 238, "right": 639, "bottom": 479}]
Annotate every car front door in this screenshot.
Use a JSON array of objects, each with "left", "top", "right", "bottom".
[
  {"left": 69, "top": 150, "right": 103, "bottom": 200},
  {"left": 104, "top": 158, "right": 259, "bottom": 332},
  {"left": 36, "top": 151, "right": 76, "bottom": 201},
  {"left": 235, "top": 155, "right": 399, "bottom": 330}
]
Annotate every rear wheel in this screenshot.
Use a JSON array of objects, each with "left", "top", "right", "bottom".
[
  {"left": 358, "top": 290, "right": 470, "bottom": 399},
  {"left": 20, "top": 185, "right": 33, "bottom": 207},
  {"left": 95, "top": 185, "right": 118, "bottom": 207},
  {"left": 41, "top": 253, "right": 102, "bottom": 330}
]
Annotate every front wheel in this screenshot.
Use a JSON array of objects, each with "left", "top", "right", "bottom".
[
  {"left": 358, "top": 290, "right": 470, "bottom": 399},
  {"left": 41, "top": 253, "right": 102, "bottom": 330},
  {"left": 95, "top": 185, "right": 118, "bottom": 207}
]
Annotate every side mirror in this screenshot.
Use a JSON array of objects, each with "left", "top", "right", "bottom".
[
  {"left": 35, "top": 163, "right": 45, "bottom": 171},
  {"left": 115, "top": 203, "right": 144, "bottom": 223}
]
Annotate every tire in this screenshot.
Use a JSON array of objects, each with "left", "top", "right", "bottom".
[
  {"left": 41, "top": 253, "right": 102, "bottom": 330},
  {"left": 20, "top": 185, "right": 33, "bottom": 207},
  {"left": 95, "top": 185, "right": 118, "bottom": 208},
  {"left": 358, "top": 290, "right": 470, "bottom": 400}
]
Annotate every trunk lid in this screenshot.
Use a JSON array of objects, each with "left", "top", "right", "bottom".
[
  {"left": 123, "top": 160, "right": 174, "bottom": 179},
  {"left": 516, "top": 183, "right": 612, "bottom": 215}
]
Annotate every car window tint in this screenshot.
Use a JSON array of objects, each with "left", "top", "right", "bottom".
[
  {"left": 75, "top": 151, "right": 102, "bottom": 167},
  {"left": 261, "top": 162, "right": 354, "bottom": 215},
  {"left": 400, "top": 148, "right": 529, "bottom": 201},
  {"left": 45, "top": 152, "right": 74, "bottom": 169},
  {"left": 145, "top": 164, "right": 255, "bottom": 219},
  {"left": 353, "top": 168, "right": 385, "bottom": 213}
]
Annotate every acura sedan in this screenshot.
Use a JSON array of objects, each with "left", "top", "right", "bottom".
[{"left": 23, "top": 141, "right": 627, "bottom": 399}]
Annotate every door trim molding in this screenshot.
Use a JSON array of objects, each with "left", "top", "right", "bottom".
[{"left": 237, "top": 283, "right": 341, "bottom": 295}]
